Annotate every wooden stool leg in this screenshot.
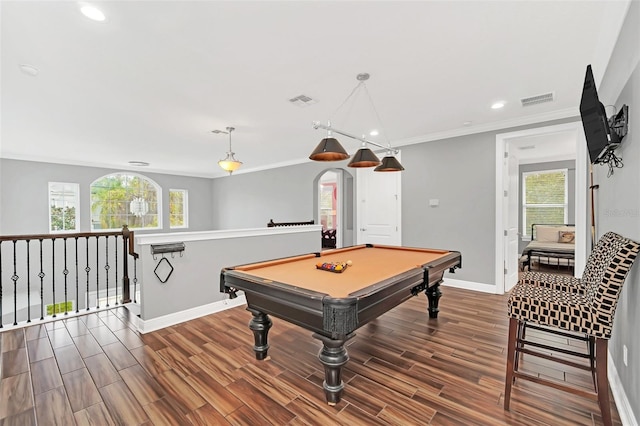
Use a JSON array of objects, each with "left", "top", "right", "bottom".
[
  {"left": 595, "top": 338, "right": 612, "bottom": 426},
  {"left": 514, "top": 321, "right": 525, "bottom": 372},
  {"left": 504, "top": 317, "right": 518, "bottom": 410},
  {"left": 588, "top": 336, "right": 596, "bottom": 388}
]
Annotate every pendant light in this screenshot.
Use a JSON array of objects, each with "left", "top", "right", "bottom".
[
  {"left": 374, "top": 151, "right": 405, "bottom": 172},
  {"left": 309, "top": 121, "right": 350, "bottom": 161},
  {"left": 309, "top": 73, "right": 404, "bottom": 171},
  {"left": 347, "top": 141, "right": 381, "bottom": 168},
  {"left": 214, "top": 127, "right": 243, "bottom": 174}
]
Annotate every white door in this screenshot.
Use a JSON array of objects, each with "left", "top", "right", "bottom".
[
  {"left": 504, "top": 146, "right": 519, "bottom": 291},
  {"left": 356, "top": 153, "right": 402, "bottom": 246}
]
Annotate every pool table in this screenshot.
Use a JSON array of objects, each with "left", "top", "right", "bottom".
[{"left": 220, "top": 244, "right": 461, "bottom": 405}]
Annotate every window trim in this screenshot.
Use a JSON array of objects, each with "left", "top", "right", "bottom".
[
  {"left": 169, "top": 188, "right": 189, "bottom": 229},
  {"left": 48, "top": 182, "right": 80, "bottom": 233},
  {"left": 522, "top": 168, "right": 568, "bottom": 237}
]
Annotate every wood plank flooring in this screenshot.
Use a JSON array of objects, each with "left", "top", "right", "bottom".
[{"left": 0, "top": 287, "right": 622, "bottom": 425}]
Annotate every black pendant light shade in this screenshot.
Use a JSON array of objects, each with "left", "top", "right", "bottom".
[
  {"left": 374, "top": 155, "right": 404, "bottom": 172},
  {"left": 347, "top": 147, "right": 381, "bottom": 168},
  {"left": 309, "top": 137, "right": 350, "bottom": 161}
]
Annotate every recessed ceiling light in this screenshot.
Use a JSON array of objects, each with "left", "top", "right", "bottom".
[
  {"left": 462, "top": 121, "right": 472, "bottom": 126},
  {"left": 491, "top": 102, "right": 505, "bottom": 109},
  {"left": 369, "top": 130, "right": 379, "bottom": 136},
  {"left": 80, "top": 4, "right": 106, "bottom": 21},
  {"left": 128, "top": 161, "right": 149, "bottom": 167},
  {"left": 19, "top": 64, "right": 39, "bottom": 76}
]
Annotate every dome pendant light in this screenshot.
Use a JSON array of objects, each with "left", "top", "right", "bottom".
[{"left": 216, "top": 127, "right": 243, "bottom": 175}]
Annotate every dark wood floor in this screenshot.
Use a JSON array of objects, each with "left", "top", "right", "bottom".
[{"left": 0, "top": 286, "right": 621, "bottom": 425}]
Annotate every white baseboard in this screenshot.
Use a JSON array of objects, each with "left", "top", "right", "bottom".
[
  {"left": 137, "top": 295, "right": 247, "bottom": 334},
  {"left": 442, "top": 278, "right": 497, "bottom": 294},
  {"left": 608, "top": 350, "right": 638, "bottom": 426}
]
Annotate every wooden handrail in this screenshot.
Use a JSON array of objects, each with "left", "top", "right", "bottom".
[
  {"left": 1, "top": 229, "right": 132, "bottom": 242},
  {"left": 0, "top": 227, "right": 139, "bottom": 258}
]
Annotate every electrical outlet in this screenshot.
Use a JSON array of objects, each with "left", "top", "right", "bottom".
[{"left": 623, "top": 345, "right": 628, "bottom": 367}]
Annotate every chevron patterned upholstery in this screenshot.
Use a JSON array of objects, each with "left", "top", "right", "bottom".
[{"left": 505, "top": 232, "right": 640, "bottom": 426}]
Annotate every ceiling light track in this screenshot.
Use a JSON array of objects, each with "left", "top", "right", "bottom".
[{"left": 312, "top": 122, "right": 397, "bottom": 154}]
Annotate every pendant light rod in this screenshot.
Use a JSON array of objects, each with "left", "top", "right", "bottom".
[
  {"left": 226, "top": 126, "right": 235, "bottom": 151},
  {"left": 312, "top": 121, "right": 398, "bottom": 154}
]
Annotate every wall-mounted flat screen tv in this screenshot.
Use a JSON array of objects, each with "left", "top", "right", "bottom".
[{"left": 579, "top": 65, "right": 622, "bottom": 164}]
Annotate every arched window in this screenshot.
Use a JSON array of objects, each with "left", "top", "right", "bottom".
[{"left": 90, "top": 173, "right": 161, "bottom": 231}]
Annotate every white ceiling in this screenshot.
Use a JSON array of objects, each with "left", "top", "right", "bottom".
[
  {"left": 512, "top": 131, "right": 577, "bottom": 164},
  {"left": 0, "top": 1, "right": 630, "bottom": 178}
]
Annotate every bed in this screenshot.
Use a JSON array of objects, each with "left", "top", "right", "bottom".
[{"left": 520, "top": 224, "right": 575, "bottom": 271}]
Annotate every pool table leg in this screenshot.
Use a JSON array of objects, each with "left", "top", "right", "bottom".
[
  {"left": 313, "top": 333, "right": 354, "bottom": 406},
  {"left": 426, "top": 280, "right": 443, "bottom": 318},
  {"left": 248, "top": 308, "right": 272, "bottom": 360}
]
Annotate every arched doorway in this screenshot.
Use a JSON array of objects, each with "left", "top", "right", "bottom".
[{"left": 314, "top": 169, "right": 355, "bottom": 249}]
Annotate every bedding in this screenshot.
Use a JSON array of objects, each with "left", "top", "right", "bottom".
[{"left": 521, "top": 224, "right": 575, "bottom": 270}]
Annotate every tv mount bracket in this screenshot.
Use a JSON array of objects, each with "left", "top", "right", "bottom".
[{"left": 608, "top": 104, "right": 629, "bottom": 141}]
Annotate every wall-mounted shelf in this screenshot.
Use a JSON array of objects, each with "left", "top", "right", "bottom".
[{"left": 150, "top": 242, "right": 185, "bottom": 259}]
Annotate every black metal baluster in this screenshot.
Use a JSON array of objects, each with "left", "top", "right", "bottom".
[
  {"left": 105, "top": 236, "right": 110, "bottom": 307},
  {"left": 85, "top": 236, "right": 90, "bottom": 311},
  {"left": 75, "top": 237, "right": 79, "bottom": 313},
  {"left": 133, "top": 257, "right": 138, "bottom": 303},
  {"left": 0, "top": 241, "right": 3, "bottom": 328},
  {"left": 39, "top": 239, "right": 45, "bottom": 320},
  {"left": 114, "top": 236, "right": 119, "bottom": 305},
  {"left": 12, "top": 240, "right": 19, "bottom": 325},
  {"left": 51, "top": 238, "right": 56, "bottom": 318},
  {"left": 63, "top": 238, "right": 69, "bottom": 315},
  {"left": 26, "top": 240, "right": 31, "bottom": 323},
  {"left": 95, "top": 236, "right": 99, "bottom": 309}
]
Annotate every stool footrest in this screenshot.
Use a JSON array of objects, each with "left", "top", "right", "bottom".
[{"left": 513, "top": 371, "right": 597, "bottom": 401}]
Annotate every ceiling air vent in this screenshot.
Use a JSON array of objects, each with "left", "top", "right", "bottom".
[
  {"left": 289, "top": 94, "right": 317, "bottom": 107},
  {"left": 521, "top": 92, "right": 554, "bottom": 107}
]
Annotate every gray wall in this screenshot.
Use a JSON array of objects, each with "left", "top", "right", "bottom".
[
  {"left": 211, "top": 162, "right": 357, "bottom": 248},
  {"left": 401, "top": 132, "right": 496, "bottom": 285},
  {"left": 595, "top": 1, "right": 640, "bottom": 419},
  {"left": 213, "top": 119, "right": 575, "bottom": 287},
  {"left": 0, "top": 159, "right": 215, "bottom": 234},
  {"left": 212, "top": 161, "right": 342, "bottom": 229},
  {"left": 518, "top": 160, "right": 576, "bottom": 253},
  {"left": 2, "top": 124, "right": 576, "bottom": 290},
  {"left": 137, "top": 230, "right": 320, "bottom": 321}
]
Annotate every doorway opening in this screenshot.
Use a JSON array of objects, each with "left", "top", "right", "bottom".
[
  {"left": 314, "top": 169, "right": 355, "bottom": 249},
  {"left": 495, "top": 121, "right": 588, "bottom": 294}
]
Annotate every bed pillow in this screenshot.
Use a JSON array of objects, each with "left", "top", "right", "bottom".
[
  {"left": 559, "top": 231, "right": 575, "bottom": 243},
  {"left": 536, "top": 226, "right": 561, "bottom": 242}
]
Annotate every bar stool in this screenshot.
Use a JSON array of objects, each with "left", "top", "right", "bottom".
[{"left": 504, "top": 232, "right": 640, "bottom": 426}]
